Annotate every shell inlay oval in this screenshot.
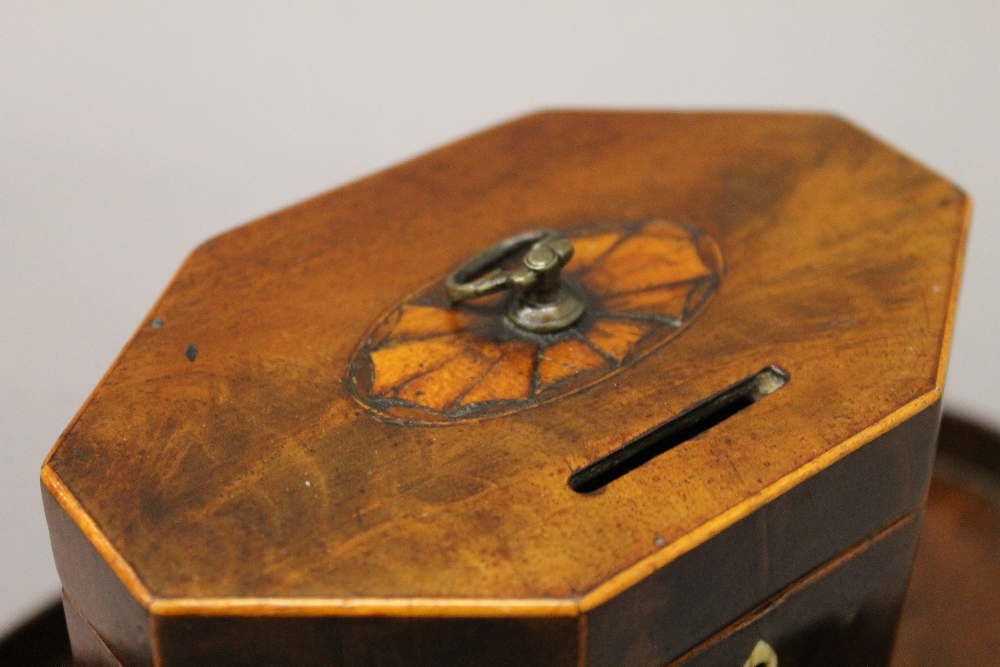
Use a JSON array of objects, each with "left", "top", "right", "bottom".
[{"left": 348, "top": 219, "right": 723, "bottom": 424}]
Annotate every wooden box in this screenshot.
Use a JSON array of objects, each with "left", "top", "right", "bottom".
[{"left": 42, "top": 111, "right": 968, "bottom": 666}]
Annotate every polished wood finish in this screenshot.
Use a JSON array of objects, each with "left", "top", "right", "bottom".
[
  {"left": 41, "top": 111, "right": 968, "bottom": 665},
  {"left": 61, "top": 594, "right": 122, "bottom": 667},
  {"left": 153, "top": 613, "right": 579, "bottom": 667},
  {"left": 42, "top": 483, "right": 150, "bottom": 666},
  {"left": 587, "top": 401, "right": 939, "bottom": 666},
  {"left": 668, "top": 511, "right": 922, "bottom": 667}
]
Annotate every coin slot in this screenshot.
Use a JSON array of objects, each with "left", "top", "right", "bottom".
[{"left": 568, "top": 366, "right": 788, "bottom": 493}]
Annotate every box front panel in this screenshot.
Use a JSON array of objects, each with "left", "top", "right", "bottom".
[
  {"left": 669, "top": 511, "right": 921, "bottom": 667},
  {"left": 585, "top": 401, "right": 939, "bottom": 667}
]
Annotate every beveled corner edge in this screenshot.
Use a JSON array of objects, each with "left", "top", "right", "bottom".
[
  {"left": 934, "top": 190, "right": 972, "bottom": 392},
  {"left": 42, "top": 465, "right": 155, "bottom": 608},
  {"left": 149, "top": 597, "right": 581, "bottom": 618}
]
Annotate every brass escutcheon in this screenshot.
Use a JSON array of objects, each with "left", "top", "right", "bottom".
[
  {"left": 446, "top": 229, "right": 585, "bottom": 333},
  {"left": 743, "top": 639, "right": 778, "bottom": 667}
]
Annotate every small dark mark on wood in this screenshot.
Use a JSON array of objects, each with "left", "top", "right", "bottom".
[
  {"left": 184, "top": 344, "right": 198, "bottom": 362},
  {"left": 150, "top": 318, "right": 163, "bottom": 329}
]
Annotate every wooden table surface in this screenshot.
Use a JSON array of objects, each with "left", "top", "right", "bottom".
[{"left": 892, "top": 416, "right": 1000, "bottom": 666}]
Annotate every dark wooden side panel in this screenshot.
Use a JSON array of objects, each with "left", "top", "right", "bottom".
[
  {"left": 586, "top": 401, "right": 940, "bottom": 667},
  {"left": 670, "top": 512, "right": 922, "bottom": 667},
  {"left": 63, "top": 591, "right": 125, "bottom": 667},
  {"left": 42, "top": 486, "right": 152, "bottom": 667},
  {"left": 152, "top": 614, "right": 579, "bottom": 667}
]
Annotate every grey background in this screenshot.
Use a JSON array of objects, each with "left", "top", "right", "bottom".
[{"left": 2, "top": 2, "right": 998, "bottom": 634}]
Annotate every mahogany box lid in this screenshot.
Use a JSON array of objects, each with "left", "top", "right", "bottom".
[{"left": 41, "top": 111, "right": 968, "bottom": 664}]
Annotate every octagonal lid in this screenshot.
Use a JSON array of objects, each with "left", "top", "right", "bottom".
[{"left": 44, "top": 111, "right": 967, "bottom": 620}]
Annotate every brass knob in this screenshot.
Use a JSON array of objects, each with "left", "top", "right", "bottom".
[{"left": 446, "top": 229, "right": 585, "bottom": 333}]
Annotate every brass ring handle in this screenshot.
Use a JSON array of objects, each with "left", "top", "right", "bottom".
[
  {"left": 445, "top": 229, "right": 558, "bottom": 302},
  {"left": 446, "top": 229, "right": 585, "bottom": 333}
]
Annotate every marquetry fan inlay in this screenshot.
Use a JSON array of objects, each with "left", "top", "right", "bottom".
[{"left": 349, "top": 219, "right": 723, "bottom": 424}]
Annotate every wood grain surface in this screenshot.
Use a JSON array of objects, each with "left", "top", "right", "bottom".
[{"left": 40, "top": 111, "right": 968, "bottom": 664}]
